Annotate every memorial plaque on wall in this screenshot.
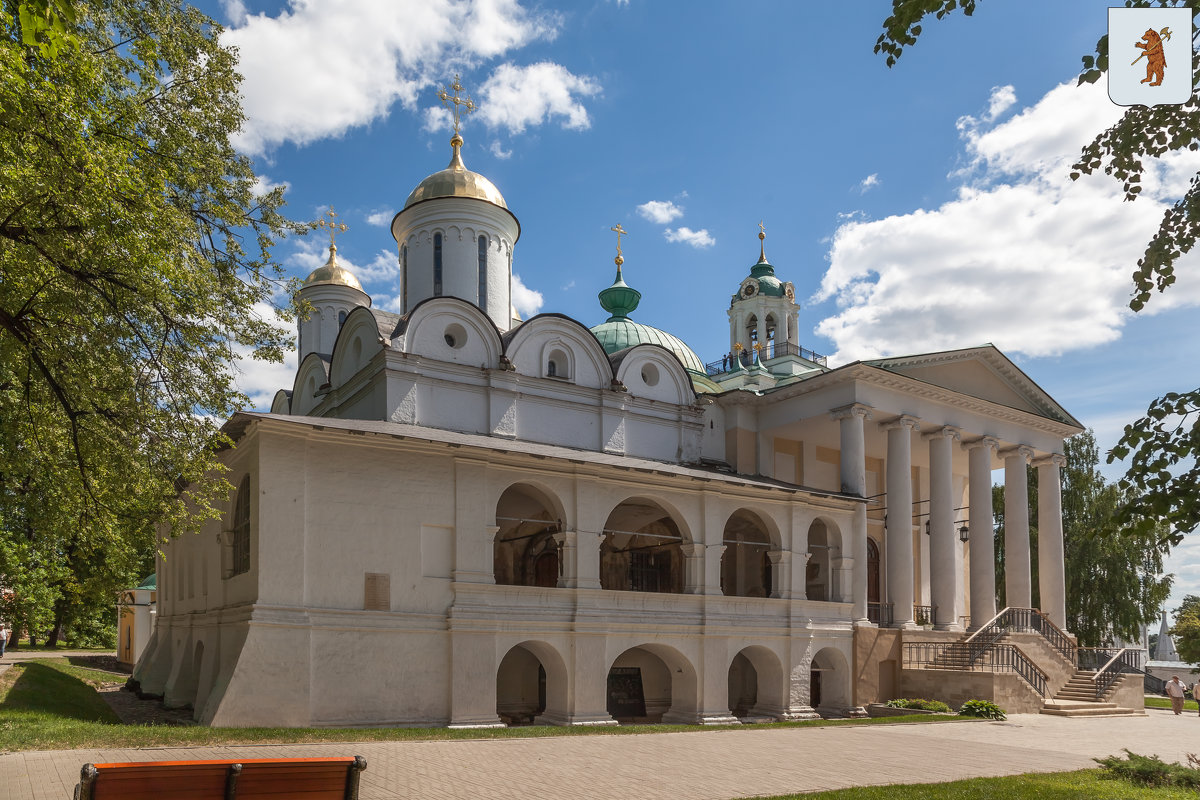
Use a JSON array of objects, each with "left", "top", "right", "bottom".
[{"left": 607, "top": 666, "right": 646, "bottom": 718}]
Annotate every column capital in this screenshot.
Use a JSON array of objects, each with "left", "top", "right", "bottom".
[
  {"left": 680, "top": 542, "right": 704, "bottom": 558},
  {"left": 879, "top": 414, "right": 921, "bottom": 432},
  {"left": 921, "top": 425, "right": 962, "bottom": 442},
  {"left": 1032, "top": 453, "right": 1067, "bottom": 468},
  {"left": 831, "top": 403, "right": 874, "bottom": 422},
  {"left": 999, "top": 444, "right": 1035, "bottom": 463},
  {"left": 767, "top": 549, "right": 790, "bottom": 566},
  {"left": 963, "top": 435, "right": 999, "bottom": 453}
]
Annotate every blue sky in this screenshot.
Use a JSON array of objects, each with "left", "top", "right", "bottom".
[{"left": 203, "top": 0, "right": 1200, "bottom": 619}]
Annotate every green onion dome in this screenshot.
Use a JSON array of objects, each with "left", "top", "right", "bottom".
[{"left": 590, "top": 265, "right": 706, "bottom": 375}]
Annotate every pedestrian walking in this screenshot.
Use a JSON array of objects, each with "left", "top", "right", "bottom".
[
  {"left": 1166, "top": 675, "right": 1187, "bottom": 714},
  {"left": 0, "top": 621, "right": 7, "bottom": 658},
  {"left": 1193, "top": 681, "right": 1200, "bottom": 717}
]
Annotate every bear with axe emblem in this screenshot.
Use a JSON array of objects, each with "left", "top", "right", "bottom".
[{"left": 1133, "top": 26, "right": 1172, "bottom": 86}]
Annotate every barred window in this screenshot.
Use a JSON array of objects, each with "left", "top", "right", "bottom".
[{"left": 232, "top": 475, "right": 251, "bottom": 576}]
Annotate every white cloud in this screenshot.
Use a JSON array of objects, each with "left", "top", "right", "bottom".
[
  {"left": 232, "top": 302, "right": 297, "bottom": 411},
  {"left": 490, "top": 140, "right": 513, "bottom": 159},
  {"left": 251, "top": 174, "right": 290, "bottom": 197},
  {"left": 816, "top": 79, "right": 1200, "bottom": 364},
  {"left": 289, "top": 238, "right": 399, "bottom": 286},
  {"left": 637, "top": 200, "right": 684, "bottom": 225},
  {"left": 511, "top": 273, "right": 544, "bottom": 318},
  {"left": 664, "top": 227, "right": 715, "bottom": 248},
  {"left": 224, "top": 0, "right": 565, "bottom": 154},
  {"left": 365, "top": 209, "right": 395, "bottom": 227},
  {"left": 220, "top": 0, "right": 248, "bottom": 26},
  {"left": 985, "top": 84, "right": 1017, "bottom": 121},
  {"left": 476, "top": 62, "right": 601, "bottom": 133},
  {"left": 859, "top": 174, "right": 879, "bottom": 193}
]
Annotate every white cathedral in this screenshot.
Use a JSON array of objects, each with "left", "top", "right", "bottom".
[{"left": 133, "top": 97, "right": 1100, "bottom": 727}]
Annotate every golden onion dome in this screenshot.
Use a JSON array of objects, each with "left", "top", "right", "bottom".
[
  {"left": 302, "top": 244, "right": 364, "bottom": 291},
  {"left": 403, "top": 134, "right": 508, "bottom": 210}
]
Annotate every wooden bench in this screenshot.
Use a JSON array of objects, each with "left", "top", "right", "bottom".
[{"left": 74, "top": 755, "right": 367, "bottom": 800}]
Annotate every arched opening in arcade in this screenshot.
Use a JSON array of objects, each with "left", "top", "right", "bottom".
[
  {"left": 806, "top": 519, "right": 833, "bottom": 601},
  {"left": 493, "top": 484, "right": 562, "bottom": 587},
  {"left": 607, "top": 644, "right": 698, "bottom": 724},
  {"left": 496, "top": 643, "right": 548, "bottom": 725},
  {"left": 810, "top": 647, "right": 851, "bottom": 717},
  {"left": 600, "top": 499, "right": 686, "bottom": 594},
  {"left": 720, "top": 509, "right": 774, "bottom": 598},
  {"left": 727, "top": 645, "right": 785, "bottom": 720}
]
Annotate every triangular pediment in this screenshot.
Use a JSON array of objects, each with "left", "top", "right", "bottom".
[{"left": 864, "top": 346, "right": 1082, "bottom": 428}]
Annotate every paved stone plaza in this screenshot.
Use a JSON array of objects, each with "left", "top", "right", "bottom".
[{"left": 2, "top": 711, "right": 1196, "bottom": 800}]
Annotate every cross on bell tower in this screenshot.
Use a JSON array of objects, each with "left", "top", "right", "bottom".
[{"left": 438, "top": 75, "right": 476, "bottom": 137}]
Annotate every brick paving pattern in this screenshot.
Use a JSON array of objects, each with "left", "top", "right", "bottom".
[{"left": 2, "top": 710, "right": 1198, "bottom": 799}]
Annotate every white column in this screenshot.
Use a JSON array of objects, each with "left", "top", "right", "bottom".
[
  {"left": 883, "top": 415, "right": 920, "bottom": 628},
  {"left": 767, "top": 550, "right": 790, "bottom": 599},
  {"left": 965, "top": 437, "right": 998, "bottom": 629},
  {"left": 925, "top": 426, "right": 962, "bottom": 631},
  {"left": 1001, "top": 445, "right": 1034, "bottom": 609},
  {"left": 553, "top": 531, "right": 578, "bottom": 589},
  {"left": 1035, "top": 453, "right": 1068, "bottom": 628},
  {"left": 703, "top": 544, "right": 726, "bottom": 596},
  {"left": 682, "top": 543, "right": 704, "bottom": 595},
  {"left": 575, "top": 530, "right": 602, "bottom": 590},
  {"left": 832, "top": 403, "right": 872, "bottom": 624}
]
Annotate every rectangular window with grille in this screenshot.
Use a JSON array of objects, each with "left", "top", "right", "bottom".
[
  {"left": 230, "top": 475, "right": 251, "bottom": 577},
  {"left": 630, "top": 551, "right": 661, "bottom": 593},
  {"left": 364, "top": 572, "right": 391, "bottom": 611}
]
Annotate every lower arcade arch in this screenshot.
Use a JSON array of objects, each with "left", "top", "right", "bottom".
[
  {"left": 726, "top": 645, "right": 785, "bottom": 719},
  {"left": 607, "top": 644, "right": 698, "bottom": 723},
  {"left": 600, "top": 498, "right": 687, "bottom": 594},
  {"left": 809, "top": 646, "right": 851, "bottom": 714},
  {"left": 495, "top": 641, "right": 569, "bottom": 725},
  {"left": 493, "top": 484, "right": 563, "bottom": 587}
]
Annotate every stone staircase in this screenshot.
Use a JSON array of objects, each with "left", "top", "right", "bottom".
[
  {"left": 901, "top": 608, "right": 1146, "bottom": 717},
  {"left": 1040, "top": 669, "right": 1143, "bottom": 717}
]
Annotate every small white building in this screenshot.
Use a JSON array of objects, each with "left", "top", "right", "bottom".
[
  {"left": 134, "top": 123, "right": 1086, "bottom": 726},
  {"left": 117, "top": 573, "right": 156, "bottom": 667}
]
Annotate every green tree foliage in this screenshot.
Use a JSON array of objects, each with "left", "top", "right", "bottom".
[
  {"left": 0, "top": 1, "right": 299, "bottom": 639},
  {"left": 991, "top": 431, "right": 1171, "bottom": 646},
  {"left": 1171, "top": 594, "right": 1200, "bottom": 664},
  {"left": 875, "top": 0, "right": 1200, "bottom": 544}
]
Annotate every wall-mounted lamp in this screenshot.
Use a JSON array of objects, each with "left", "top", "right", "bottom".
[{"left": 958, "top": 524, "right": 970, "bottom": 543}]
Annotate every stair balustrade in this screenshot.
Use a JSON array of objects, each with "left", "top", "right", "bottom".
[
  {"left": 1078, "top": 647, "right": 1142, "bottom": 700},
  {"left": 902, "top": 641, "right": 1048, "bottom": 697}
]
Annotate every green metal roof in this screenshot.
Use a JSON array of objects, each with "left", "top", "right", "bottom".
[
  {"left": 748, "top": 258, "right": 785, "bottom": 297},
  {"left": 136, "top": 573, "right": 156, "bottom": 591},
  {"left": 590, "top": 318, "right": 706, "bottom": 374}
]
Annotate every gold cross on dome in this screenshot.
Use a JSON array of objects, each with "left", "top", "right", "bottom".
[
  {"left": 610, "top": 223, "right": 627, "bottom": 260},
  {"left": 758, "top": 220, "right": 766, "bottom": 238},
  {"left": 315, "top": 206, "right": 349, "bottom": 247},
  {"left": 438, "top": 75, "right": 476, "bottom": 136}
]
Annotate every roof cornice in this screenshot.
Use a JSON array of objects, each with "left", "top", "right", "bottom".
[{"left": 727, "top": 361, "right": 1082, "bottom": 438}]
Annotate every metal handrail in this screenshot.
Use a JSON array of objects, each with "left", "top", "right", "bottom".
[
  {"left": 902, "top": 642, "right": 1048, "bottom": 697},
  {"left": 1084, "top": 647, "right": 1142, "bottom": 700},
  {"left": 1028, "top": 609, "right": 1077, "bottom": 663}
]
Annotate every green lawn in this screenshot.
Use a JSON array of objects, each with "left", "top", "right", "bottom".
[
  {"left": 1144, "top": 696, "right": 1199, "bottom": 712},
  {"left": 0, "top": 657, "right": 973, "bottom": 753},
  {"left": 752, "top": 770, "right": 1200, "bottom": 799}
]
